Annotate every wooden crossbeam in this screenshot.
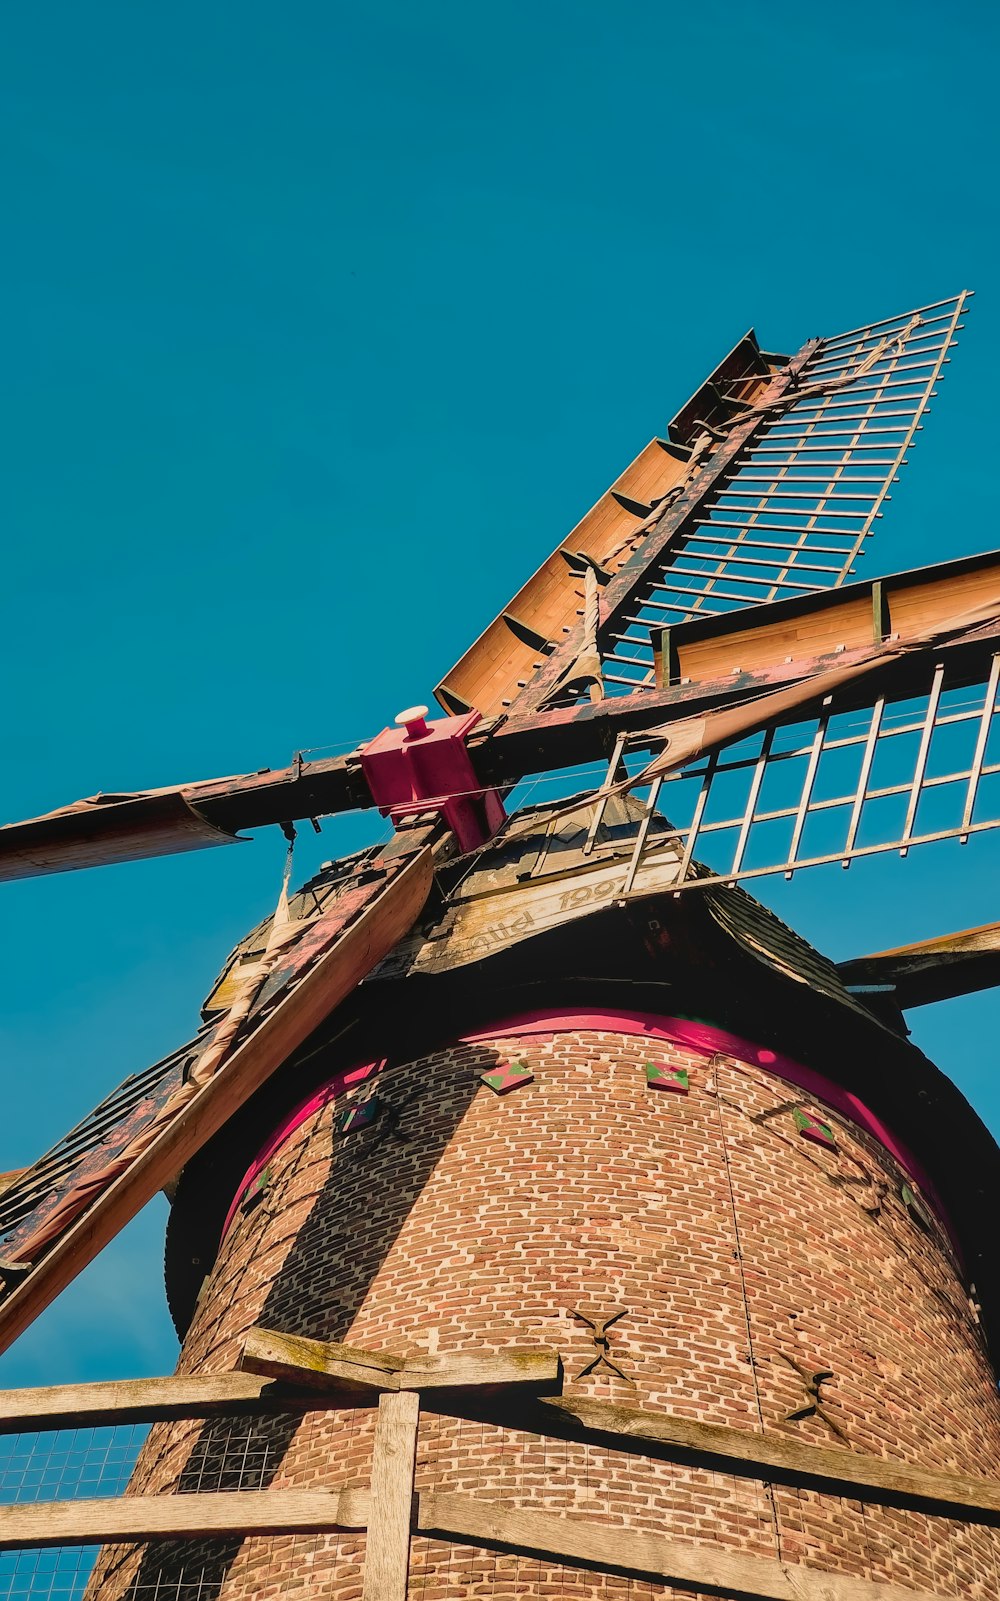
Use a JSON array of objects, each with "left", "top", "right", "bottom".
[
  {"left": 240, "top": 1327, "right": 562, "bottom": 1395},
  {"left": 511, "top": 1393, "right": 1000, "bottom": 1524},
  {"left": 838, "top": 919, "right": 1000, "bottom": 1008},
  {"left": 0, "top": 1488, "right": 369, "bottom": 1550},
  {"left": 0, "top": 1478, "right": 952, "bottom": 1599},
  {"left": 415, "top": 1489, "right": 946, "bottom": 1601},
  {"left": 0, "top": 1372, "right": 326, "bottom": 1434},
  {"left": 3, "top": 1364, "right": 999, "bottom": 1528}
]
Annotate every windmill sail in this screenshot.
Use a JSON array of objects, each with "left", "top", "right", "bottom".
[
  {"left": 0, "top": 847, "right": 433, "bottom": 1354},
  {"left": 601, "top": 293, "right": 970, "bottom": 690},
  {"left": 435, "top": 293, "right": 968, "bottom": 720}
]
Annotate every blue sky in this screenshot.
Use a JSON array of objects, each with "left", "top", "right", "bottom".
[{"left": 1, "top": 0, "right": 998, "bottom": 1386}]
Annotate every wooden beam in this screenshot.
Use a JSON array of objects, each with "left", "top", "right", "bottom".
[
  {"left": 363, "top": 1390, "right": 419, "bottom": 1601},
  {"left": 241, "top": 1327, "right": 562, "bottom": 1395},
  {"left": 838, "top": 920, "right": 1000, "bottom": 1008},
  {"left": 3, "top": 1368, "right": 998, "bottom": 1529},
  {"left": 0, "top": 848, "right": 435, "bottom": 1357},
  {"left": 473, "top": 602, "right": 1000, "bottom": 790},
  {"left": 0, "top": 1372, "right": 338, "bottom": 1435},
  {"left": 415, "top": 1489, "right": 945, "bottom": 1601},
  {"left": 5, "top": 550, "right": 998, "bottom": 881},
  {"left": 0, "top": 1487, "right": 370, "bottom": 1550},
  {"left": 512, "top": 1394, "right": 1000, "bottom": 1525}
]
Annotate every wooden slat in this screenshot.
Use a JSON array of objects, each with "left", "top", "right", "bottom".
[
  {"left": 2, "top": 1368, "right": 999, "bottom": 1529},
  {"left": 522, "top": 1394, "right": 1000, "bottom": 1524},
  {"left": 0, "top": 1373, "right": 326, "bottom": 1434},
  {"left": 415, "top": 1489, "right": 946, "bottom": 1601},
  {"left": 362, "top": 1390, "right": 419, "bottom": 1601},
  {"left": 838, "top": 920, "right": 1000, "bottom": 1008},
  {"left": 433, "top": 438, "right": 695, "bottom": 720},
  {"left": 241, "top": 1327, "right": 562, "bottom": 1395},
  {"left": 0, "top": 848, "right": 435, "bottom": 1357},
  {"left": 671, "top": 549, "right": 1000, "bottom": 689},
  {"left": 0, "top": 1487, "right": 370, "bottom": 1550}
]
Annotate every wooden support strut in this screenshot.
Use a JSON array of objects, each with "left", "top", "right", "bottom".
[
  {"left": 0, "top": 1484, "right": 950, "bottom": 1599},
  {"left": 362, "top": 1390, "right": 419, "bottom": 1601},
  {"left": 2, "top": 1350, "right": 1000, "bottom": 1526},
  {"left": 240, "top": 1325, "right": 564, "bottom": 1395},
  {"left": 3, "top": 547, "right": 1000, "bottom": 883},
  {"left": 413, "top": 1489, "right": 947, "bottom": 1601}
]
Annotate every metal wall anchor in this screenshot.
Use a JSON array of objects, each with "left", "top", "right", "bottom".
[
  {"left": 573, "top": 1306, "right": 633, "bottom": 1382},
  {"left": 780, "top": 1351, "right": 848, "bottom": 1441}
]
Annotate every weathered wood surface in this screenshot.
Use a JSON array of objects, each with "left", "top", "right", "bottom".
[
  {"left": 474, "top": 550, "right": 1000, "bottom": 784},
  {"left": 241, "top": 1327, "right": 562, "bottom": 1395},
  {"left": 523, "top": 1394, "right": 1000, "bottom": 1524},
  {"left": 0, "top": 848, "right": 434, "bottom": 1358},
  {"left": 2, "top": 1366, "right": 998, "bottom": 1529},
  {"left": 0, "top": 1372, "right": 330, "bottom": 1434},
  {"left": 3, "top": 1368, "right": 999, "bottom": 1528},
  {"left": 416, "top": 1489, "right": 947, "bottom": 1601},
  {"left": 433, "top": 436, "right": 696, "bottom": 721},
  {"left": 362, "top": 1390, "right": 419, "bottom": 1601},
  {"left": 506, "top": 348, "right": 812, "bottom": 719},
  {"left": 0, "top": 1488, "right": 370, "bottom": 1550},
  {"left": 392, "top": 842, "right": 686, "bottom": 975},
  {"left": 839, "top": 919, "right": 1000, "bottom": 1007}
]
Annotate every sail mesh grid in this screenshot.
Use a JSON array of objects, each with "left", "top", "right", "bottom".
[
  {"left": 613, "top": 651, "right": 1000, "bottom": 891},
  {"left": 601, "top": 294, "right": 968, "bottom": 694}
]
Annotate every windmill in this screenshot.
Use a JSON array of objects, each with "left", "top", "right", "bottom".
[{"left": 1, "top": 289, "right": 1000, "bottom": 1601}]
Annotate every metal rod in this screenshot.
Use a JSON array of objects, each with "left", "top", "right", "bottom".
[
  {"left": 764, "top": 403, "right": 928, "bottom": 422},
  {"left": 681, "top": 533, "right": 854, "bottom": 555},
  {"left": 815, "top": 297, "right": 966, "bottom": 346},
  {"left": 676, "top": 753, "right": 718, "bottom": 883},
  {"left": 642, "top": 575, "right": 826, "bottom": 602},
  {"left": 713, "top": 488, "right": 890, "bottom": 502},
  {"left": 669, "top": 816, "right": 1000, "bottom": 895},
  {"left": 731, "top": 474, "right": 891, "bottom": 485},
  {"left": 747, "top": 445, "right": 905, "bottom": 456},
  {"left": 806, "top": 353, "right": 947, "bottom": 378},
  {"left": 669, "top": 550, "right": 844, "bottom": 576},
  {"left": 730, "top": 728, "right": 775, "bottom": 879},
  {"left": 703, "top": 505, "right": 875, "bottom": 520},
  {"left": 697, "top": 517, "right": 863, "bottom": 537}
]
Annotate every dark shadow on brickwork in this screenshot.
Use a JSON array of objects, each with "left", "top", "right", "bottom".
[{"left": 90, "top": 1042, "right": 498, "bottom": 1599}]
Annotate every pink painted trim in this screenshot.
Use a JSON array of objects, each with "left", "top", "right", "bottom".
[
  {"left": 222, "top": 1008, "right": 953, "bottom": 1249},
  {"left": 222, "top": 1060, "right": 383, "bottom": 1237},
  {"left": 459, "top": 1009, "right": 950, "bottom": 1227}
]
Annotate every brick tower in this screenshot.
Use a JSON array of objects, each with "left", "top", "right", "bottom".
[{"left": 85, "top": 797, "right": 1000, "bottom": 1599}]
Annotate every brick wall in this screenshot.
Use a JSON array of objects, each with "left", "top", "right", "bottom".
[{"left": 88, "top": 1024, "right": 1000, "bottom": 1598}]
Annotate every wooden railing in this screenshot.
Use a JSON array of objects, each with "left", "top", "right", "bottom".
[{"left": 0, "top": 1328, "right": 996, "bottom": 1601}]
